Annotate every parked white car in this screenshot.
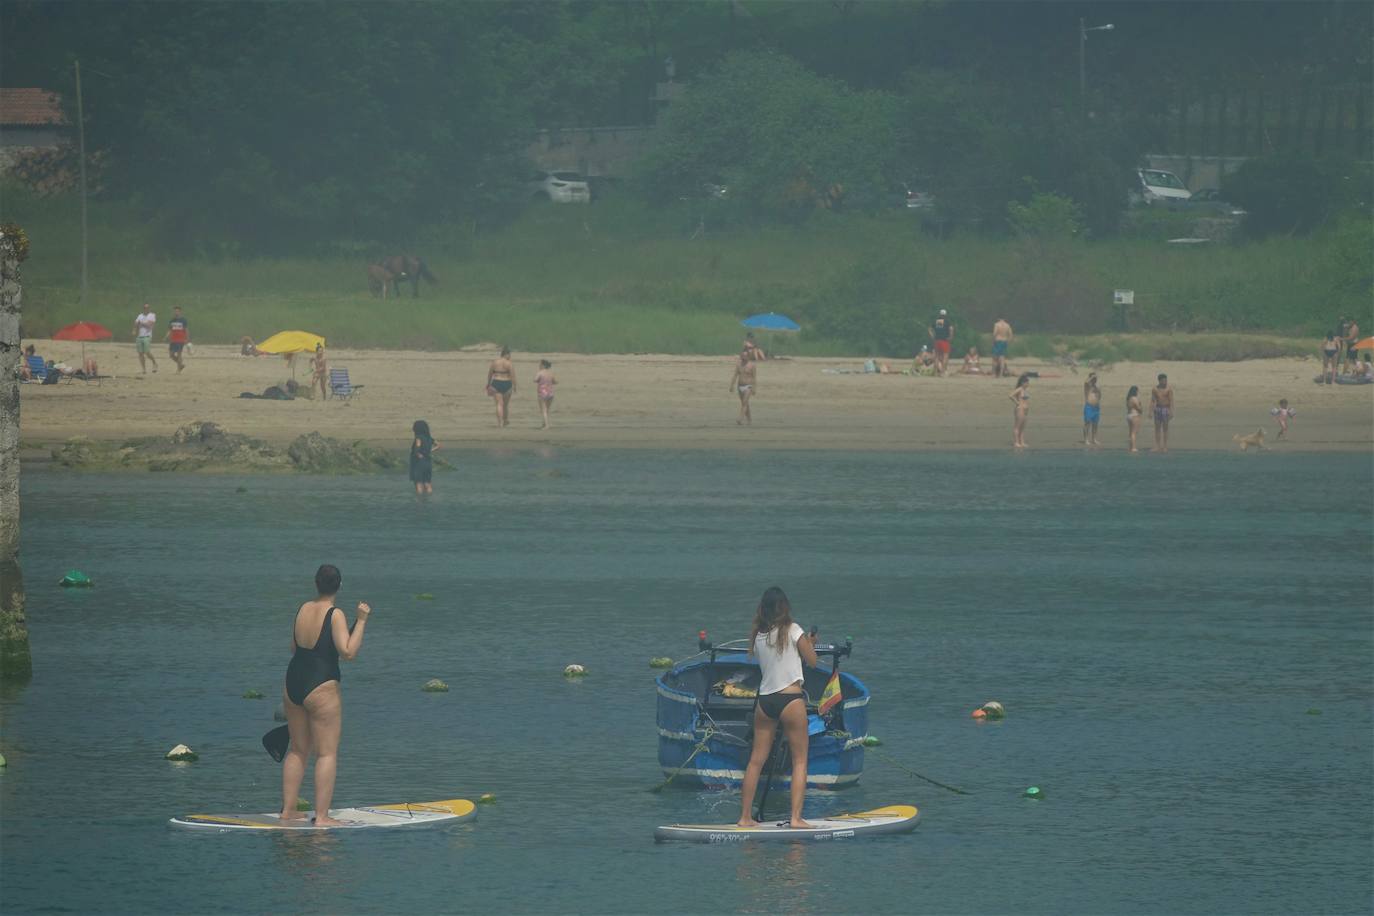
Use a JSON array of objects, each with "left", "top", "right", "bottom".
[
  {"left": 529, "top": 170, "right": 591, "bottom": 204},
  {"left": 1132, "top": 168, "right": 1192, "bottom": 206}
]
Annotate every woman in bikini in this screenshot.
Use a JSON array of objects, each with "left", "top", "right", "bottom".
[
  {"left": 487, "top": 346, "right": 516, "bottom": 426},
  {"left": 1009, "top": 373, "right": 1031, "bottom": 449},
  {"left": 1126, "top": 385, "right": 1143, "bottom": 452},
  {"left": 1321, "top": 332, "right": 1341, "bottom": 385},
  {"left": 280, "top": 564, "right": 371, "bottom": 826},
  {"left": 310, "top": 343, "right": 329, "bottom": 400},
  {"left": 738, "top": 586, "right": 818, "bottom": 829},
  {"left": 534, "top": 359, "right": 557, "bottom": 429}
]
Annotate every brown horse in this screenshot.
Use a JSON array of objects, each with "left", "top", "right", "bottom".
[
  {"left": 379, "top": 254, "right": 437, "bottom": 298},
  {"left": 367, "top": 262, "right": 400, "bottom": 299}
]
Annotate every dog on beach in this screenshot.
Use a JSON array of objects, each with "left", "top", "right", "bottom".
[{"left": 1233, "top": 428, "right": 1267, "bottom": 451}]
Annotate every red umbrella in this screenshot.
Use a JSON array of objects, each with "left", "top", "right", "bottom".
[{"left": 52, "top": 321, "right": 114, "bottom": 369}]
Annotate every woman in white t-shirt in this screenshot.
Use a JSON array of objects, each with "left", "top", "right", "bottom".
[{"left": 737, "top": 586, "right": 819, "bottom": 829}]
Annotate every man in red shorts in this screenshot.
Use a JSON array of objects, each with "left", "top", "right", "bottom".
[{"left": 928, "top": 308, "right": 954, "bottom": 376}]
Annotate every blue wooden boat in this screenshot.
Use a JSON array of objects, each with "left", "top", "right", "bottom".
[{"left": 655, "top": 632, "right": 870, "bottom": 789}]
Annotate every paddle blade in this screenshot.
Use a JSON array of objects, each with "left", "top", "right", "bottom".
[{"left": 262, "top": 725, "right": 290, "bottom": 762}]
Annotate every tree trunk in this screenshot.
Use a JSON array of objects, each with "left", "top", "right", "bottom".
[{"left": 0, "top": 226, "right": 31, "bottom": 683}]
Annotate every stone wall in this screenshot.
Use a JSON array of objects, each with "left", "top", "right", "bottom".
[{"left": 0, "top": 225, "right": 31, "bottom": 683}]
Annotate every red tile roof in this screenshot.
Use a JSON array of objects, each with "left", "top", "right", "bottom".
[{"left": 0, "top": 89, "right": 67, "bottom": 126}]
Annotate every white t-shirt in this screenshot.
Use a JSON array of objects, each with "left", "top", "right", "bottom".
[
  {"left": 755, "top": 622, "right": 804, "bottom": 696},
  {"left": 136, "top": 311, "right": 156, "bottom": 338}
]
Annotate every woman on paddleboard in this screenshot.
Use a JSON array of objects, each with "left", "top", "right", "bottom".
[
  {"left": 738, "top": 586, "right": 818, "bottom": 829},
  {"left": 280, "top": 564, "right": 371, "bottom": 826}
]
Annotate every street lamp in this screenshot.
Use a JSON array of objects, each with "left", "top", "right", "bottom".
[{"left": 1079, "top": 18, "right": 1115, "bottom": 116}]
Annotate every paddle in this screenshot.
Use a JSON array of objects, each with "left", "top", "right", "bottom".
[{"left": 263, "top": 724, "right": 289, "bottom": 762}]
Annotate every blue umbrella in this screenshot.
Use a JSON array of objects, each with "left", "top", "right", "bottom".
[{"left": 741, "top": 312, "right": 801, "bottom": 332}]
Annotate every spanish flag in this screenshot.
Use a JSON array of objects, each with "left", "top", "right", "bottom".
[{"left": 818, "top": 669, "right": 842, "bottom": 715}]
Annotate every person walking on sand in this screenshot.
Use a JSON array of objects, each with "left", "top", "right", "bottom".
[
  {"left": 1082, "top": 372, "right": 1102, "bottom": 446},
  {"left": 310, "top": 343, "right": 329, "bottom": 401},
  {"left": 728, "top": 349, "right": 758, "bottom": 425},
  {"left": 486, "top": 346, "right": 516, "bottom": 427},
  {"left": 928, "top": 309, "right": 954, "bottom": 376},
  {"left": 165, "top": 306, "right": 190, "bottom": 374},
  {"left": 1126, "top": 385, "right": 1143, "bottom": 452},
  {"left": 1009, "top": 373, "right": 1031, "bottom": 448},
  {"left": 1321, "top": 332, "right": 1340, "bottom": 384},
  {"left": 280, "top": 564, "right": 371, "bottom": 827},
  {"left": 992, "top": 317, "right": 1013, "bottom": 378},
  {"left": 737, "top": 586, "right": 818, "bottom": 830},
  {"left": 409, "top": 420, "right": 439, "bottom": 497},
  {"left": 1150, "top": 373, "right": 1174, "bottom": 452},
  {"left": 1271, "top": 399, "right": 1295, "bottom": 440},
  {"left": 133, "top": 303, "right": 158, "bottom": 374},
  {"left": 534, "top": 359, "right": 557, "bottom": 429}
]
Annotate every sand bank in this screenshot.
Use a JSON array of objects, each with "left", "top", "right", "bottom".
[{"left": 18, "top": 341, "right": 1374, "bottom": 458}]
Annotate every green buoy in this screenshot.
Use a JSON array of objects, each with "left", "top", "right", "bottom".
[
  {"left": 58, "top": 570, "right": 93, "bottom": 588},
  {"left": 1023, "top": 786, "right": 1043, "bottom": 799}
]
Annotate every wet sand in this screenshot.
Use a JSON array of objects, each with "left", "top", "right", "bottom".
[{"left": 19, "top": 341, "right": 1374, "bottom": 455}]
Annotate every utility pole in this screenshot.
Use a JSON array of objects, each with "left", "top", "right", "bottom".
[
  {"left": 1079, "top": 19, "right": 1115, "bottom": 118},
  {"left": 74, "top": 60, "right": 88, "bottom": 308}
]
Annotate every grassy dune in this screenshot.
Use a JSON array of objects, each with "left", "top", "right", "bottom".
[{"left": 7, "top": 184, "right": 1355, "bottom": 359}]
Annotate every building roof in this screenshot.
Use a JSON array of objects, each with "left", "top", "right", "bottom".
[{"left": 0, "top": 89, "right": 67, "bottom": 126}]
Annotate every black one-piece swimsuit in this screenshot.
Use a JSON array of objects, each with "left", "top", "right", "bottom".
[{"left": 284, "top": 607, "right": 341, "bottom": 706}]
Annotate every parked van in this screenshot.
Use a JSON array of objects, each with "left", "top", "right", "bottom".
[{"left": 1131, "top": 168, "right": 1192, "bottom": 207}]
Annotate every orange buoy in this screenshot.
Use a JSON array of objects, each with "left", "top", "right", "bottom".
[{"left": 971, "top": 708, "right": 987, "bottom": 719}]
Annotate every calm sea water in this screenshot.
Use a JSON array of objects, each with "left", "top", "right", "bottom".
[{"left": 3, "top": 449, "right": 1371, "bottom": 915}]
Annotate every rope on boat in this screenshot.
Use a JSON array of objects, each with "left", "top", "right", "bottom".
[
  {"left": 855, "top": 738, "right": 972, "bottom": 796},
  {"left": 649, "top": 725, "right": 719, "bottom": 793}
]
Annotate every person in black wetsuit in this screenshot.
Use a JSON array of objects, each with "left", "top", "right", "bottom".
[
  {"left": 409, "top": 419, "right": 439, "bottom": 497},
  {"left": 280, "top": 564, "right": 371, "bottom": 826}
]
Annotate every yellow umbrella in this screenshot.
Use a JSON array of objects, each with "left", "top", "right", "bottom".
[{"left": 256, "top": 330, "right": 325, "bottom": 354}]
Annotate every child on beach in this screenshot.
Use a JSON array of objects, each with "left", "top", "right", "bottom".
[
  {"left": 534, "top": 360, "right": 557, "bottom": 429},
  {"left": 1270, "top": 399, "right": 1295, "bottom": 439}
]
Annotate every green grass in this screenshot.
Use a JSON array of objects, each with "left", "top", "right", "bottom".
[{"left": 5, "top": 183, "right": 1366, "bottom": 357}]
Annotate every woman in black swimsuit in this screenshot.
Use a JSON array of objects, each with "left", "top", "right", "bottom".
[
  {"left": 280, "top": 564, "right": 371, "bottom": 826},
  {"left": 486, "top": 346, "right": 516, "bottom": 427}
]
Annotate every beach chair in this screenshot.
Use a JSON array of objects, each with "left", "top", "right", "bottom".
[
  {"left": 24, "top": 354, "right": 47, "bottom": 382},
  {"left": 329, "top": 367, "right": 363, "bottom": 401}
]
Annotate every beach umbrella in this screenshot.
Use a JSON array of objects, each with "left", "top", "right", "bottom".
[
  {"left": 1354, "top": 336, "right": 1374, "bottom": 351},
  {"left": 52, "top": 320, "right": 113, "bottom": 365},
  {"left": 255, "top": 330, "right": 325, "bottom": 354},
  {"left": 741, "top": 312, "right": 801, "bottom": 332}
]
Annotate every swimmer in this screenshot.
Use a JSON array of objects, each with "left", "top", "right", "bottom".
[
  {"left": 737, "top": 586, "right": 818, "bottom": 830},
  {"left": 409, "top": 419, "right": 439, "bottom": 496}
]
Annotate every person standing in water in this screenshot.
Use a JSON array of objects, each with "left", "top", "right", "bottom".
[
  {"left": 1126, "top": 385, "right": 1143, "bottom": 452},
  {"left": 280, "top": 564, "right": 371, "bottom": 827},
  {"left": 487, "top": 346, "right": 516, "bottom": 427},
  {"left": 1082, "top": 372, "right": 1102, "bottom": 446},
  {"left": 534, "top": 360, "right": 557, "bottom": 429},
  {"left": 1150, "top": 373, "right": 1174, "bottom": 452},
  {"left": 165, "top": 306, "right": 190, "bottom": 374},
  {"left": 1009, "top": 373, "right": 1031, "bottom": 448},
  {"left": 409, "top": 420, "right": 439, "bottom": 497},
  {"left": 132, "top": 303, "right": 158, "bottom": 375},
  {"left": 991, "top": 317, "right": 1013, "bottom": 378},
  {"left": 738, "top": 586, "right": 818, "bottom": 830}
]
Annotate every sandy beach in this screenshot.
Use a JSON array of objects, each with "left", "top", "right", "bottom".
[{"left": 18, "top": 340, "right": 1374, "bottom": 457}]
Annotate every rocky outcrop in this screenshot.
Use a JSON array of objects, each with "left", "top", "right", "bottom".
[
  {"left": 52, "top": 421, "right": 401, "bottom": 474},
  {"left": 0, "top": 224, "right": 31, "bottom": 682}
]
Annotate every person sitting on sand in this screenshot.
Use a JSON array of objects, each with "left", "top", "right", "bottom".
[
  {"left": 534, "top": 359, "right": 557, "bottom": 429},
  {"left": 19, "top": 344, "right": 36, "bottom": 380},
  {"left": 960, "top": 347, "right": 982, "bottom": 375},
  {"left": 487, "top": 346, "right": 516, "bottom": 427},
  {"left": 728, "top": 350, "right": 758, "bottom": 426},
  {"left": 240, "top": 336, "right": 260, "bottom": 356},
  {"left": 913, "top": 346, "right": 937, "bottom": 376}
]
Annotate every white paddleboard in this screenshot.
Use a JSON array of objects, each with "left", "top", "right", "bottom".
[
  {"left": 170, "top": 798, "right": 476, "bottom": 831},
  {"left": 655, "top": 804, "right": 919, "bottom": 843}
]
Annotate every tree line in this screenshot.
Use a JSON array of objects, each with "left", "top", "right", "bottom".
[{"left": 2, "top": 0, "right": 1369, "bottom": 253}]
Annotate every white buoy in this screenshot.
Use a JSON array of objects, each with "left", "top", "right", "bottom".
[
  {"left": 563, "top": 664, "right": 587, "bottom": 678},
  {"left": 165, "top": 744, "right": 198, "bottom": 762}
]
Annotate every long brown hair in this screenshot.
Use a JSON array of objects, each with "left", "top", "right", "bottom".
[{"left": 748, "top": 586, "right": 794, "bottom": 656}]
